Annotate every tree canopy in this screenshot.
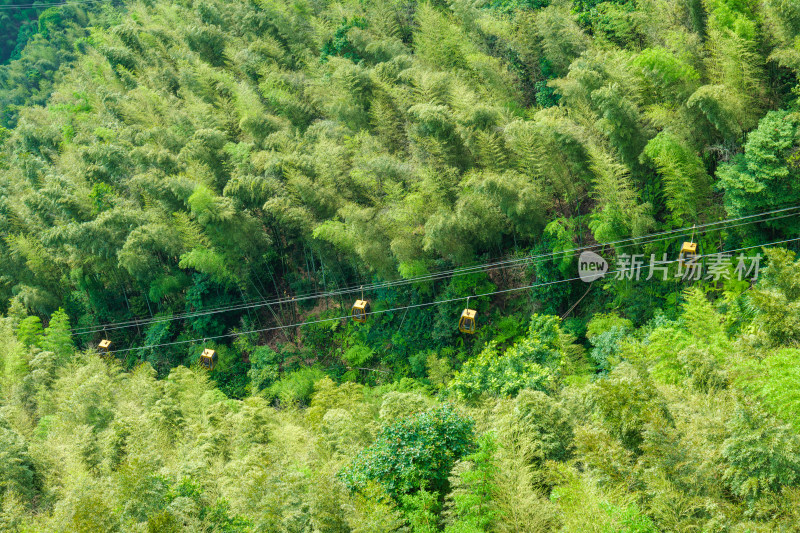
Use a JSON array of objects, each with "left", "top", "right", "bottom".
[{"left": 1, "top": 0, "right": 800, "bottom": 529}]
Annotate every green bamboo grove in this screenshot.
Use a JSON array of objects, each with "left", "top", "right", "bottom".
[{"left": 1, "top": 0, "right": 800, "bottom": 530}]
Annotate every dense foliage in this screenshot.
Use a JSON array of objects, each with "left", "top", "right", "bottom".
[
  {"left": 0, "top": 1, "right": 67, "bottom": 63},
  {"left": 2, "top": 259, "right": 800, "bottom": 529},
  {"left": 0, "top": 0, "right": 798, "bottom": 366},
  {"left": 1, "top": 0, "right": 800, "bottom": 529},
  {"left": 340, "top": 404, "right": 475, "bottom": 496}
]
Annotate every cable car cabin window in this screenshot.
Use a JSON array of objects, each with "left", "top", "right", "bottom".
[
  {"left": 459, "top": 309, "right": 477, "bottom": 334},
  {"left": 352, "top": 300, "right": 370, "bottom": 323},
  {"left": 200, "top": 349, "right": 218, "bottom": 370}
]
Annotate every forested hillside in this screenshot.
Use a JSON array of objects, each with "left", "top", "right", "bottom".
[
  {"left": 5, "top": 262, "right": 800, "bottom": 530},
  {"left": 2, "top": 0, "right": 800, "bottom": 530}
]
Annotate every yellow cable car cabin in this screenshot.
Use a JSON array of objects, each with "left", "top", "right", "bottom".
[
  {"left": 679, "top": 242, "right": 697, "bottom": 265},
  {"left": 200, "top": 348, "right": 218, "bottom": 370},
  {"left": 98, "top": 339, "right": 111, "bottom": 355},
  {"left": 352, "top": 299, "right": 370, "bottom": 323},
  {"left": 459, "top": 309, "right": 477, "bottom": 334}
]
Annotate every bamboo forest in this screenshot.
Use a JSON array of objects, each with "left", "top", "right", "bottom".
[{"left": 3, "top": 0, "right": 800, "bottom": 530}]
